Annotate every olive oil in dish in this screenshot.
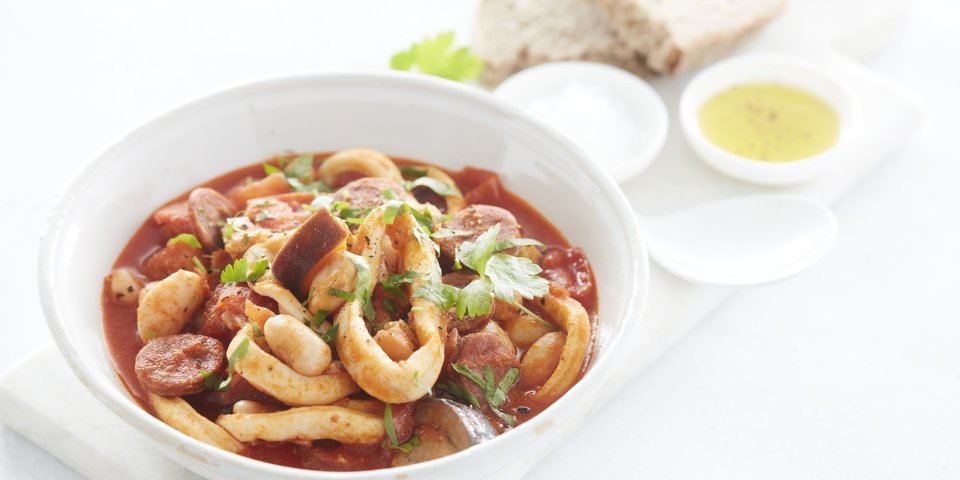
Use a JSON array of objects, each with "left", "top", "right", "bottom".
[{"left": 698, "top": 83, "right": 839, "bottom": 162}]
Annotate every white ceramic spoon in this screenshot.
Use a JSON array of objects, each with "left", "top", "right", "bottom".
[{"left": 635, "top": 194, "right": 838, "bottom": 286}]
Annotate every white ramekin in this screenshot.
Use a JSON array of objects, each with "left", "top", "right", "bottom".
[{"left": 680, "top": 53, "right": 861, "bottom": 186}]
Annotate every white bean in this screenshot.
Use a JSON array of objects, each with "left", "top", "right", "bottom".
[
  {"left": 264, "top": 314, "right": 332, "bottom": 376},
  {"left": 108, "top": 268, "right": 144, "bottom": 306},
  {"left": 136, "top": 270, "right": 206, "bottom": 342}
]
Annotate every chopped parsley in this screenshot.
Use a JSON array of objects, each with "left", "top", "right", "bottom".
[
  {"left": 220, "top": 258, "right": 269, "bottom": 283},
  {"left": 342, "top": 252, "right": 376, "bottom": 321},
  {"left": 167, "top": 233, "right": 202, "bottom": 250},
  {"left": 451, "top": 363, "right": 520, "bottom": 427},
  {"left": 320, "top": 323, "right": 339, "bottom": 347},
  {"left": 404, "top": 176, "right": 461, "bottom": 197},
  {"left": 400, "top": 166, "right": 428, "bottom": 179},
  {"left": 383, "top": 404, "right": 421, "bottom": 453},
  {"left": 217, "top": 337, "right": 250, "bottom": 391},
  {"left": 381, "top": 271, "right": 419, "bottom": 296},
  {"left": 414, "top": 224, "right": 548, "bottom": 322},
  {"left": 191, "top": 256, "right": 207, "bottom": 274}
]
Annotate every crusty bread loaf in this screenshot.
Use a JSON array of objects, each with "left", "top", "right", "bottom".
[
  {"left": 472, "top": 0, "right": 653, "bottom": 85},
  {"left": 590, "top": 0, "right": 787, "bottom": 74},
  {"left": 472, "top": 0, "right": 786, "bottom": 85}
]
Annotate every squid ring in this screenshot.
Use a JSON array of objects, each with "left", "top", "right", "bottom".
[
  {"left": 317, "top": 148, "right": 403, "bottom": 186},
  {"left": 217, "top": 406, "right": 384, "bottom": 444},
  {"left": 227, "top": 325, "right": 359, "bottom": 406},
  {"left": 148, "top": 393, "right": 243, "bottom": 453},
  {"left": 531, "top": 288, "right": 591, "bottom": 401},
  {"left": 336, "top": 208, "right": 444, "bottom": 403}
]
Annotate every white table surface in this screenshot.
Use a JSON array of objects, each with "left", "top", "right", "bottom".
[{"left": 2, "top": 1, "right": 959, "bottom": 478}]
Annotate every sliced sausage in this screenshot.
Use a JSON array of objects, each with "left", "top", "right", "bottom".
[
  {"left": 154, "top": 202, "right": 194, "bottom": 237},
  {"left": 197, "top": 283, "right": 277, "bottom": 344},
  {"left": 540, "top": 247, "right": 597, "bottom": 311},
  {"left": 436, "top": 205, "right": 521, "bottom": 267},
  {"left": 135, "top": 333, "right": 225, "bottom": 396},
  {"left": 391, "top": 401, "right": 417, "bottom": 444},
  {"left": 142, "top": 242, "right": 203, "bottom": 281},
  {"left": 441, "top": 271, "right": 493, "bottom": 334},
  {"left": 332, "top": 177, "right": 405, "bottom": 214},
  {"left": 188, "top": 188, "right": 238, "bottom": 250},
  {"left": 447, "top": 332, "right": 518, "bottom": 408}
]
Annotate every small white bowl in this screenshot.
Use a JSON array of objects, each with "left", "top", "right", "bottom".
[
  {"left": 679, "top": 54, "right": 861, "bottom": 186},
  {"left": 39, "top": 71, "right": 649, "bottom": 480},
  {"left": 494, "top": 61, "right": 668, "bottom": 184}
]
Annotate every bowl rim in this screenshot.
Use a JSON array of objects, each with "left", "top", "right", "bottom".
[
  {"left": 38, "top": 70, "right": 649, "bottom": 478},
  {"left": 679, "top": 53, "right": 862, "bottom": 184}
]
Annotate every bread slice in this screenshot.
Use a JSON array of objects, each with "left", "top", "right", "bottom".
[
  {"left": 472, "top": 0, "right": 653, "bottom": 85},
  {"left": 590, "top": 0, "right": 788, "bottom": 74},
  {"left": 472, "top": 0, "right": 786, "bottom": 85}
]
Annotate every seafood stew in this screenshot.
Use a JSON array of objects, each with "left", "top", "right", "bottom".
[{"left": 102, "top": 148, "right": 598, "bottom": 471}]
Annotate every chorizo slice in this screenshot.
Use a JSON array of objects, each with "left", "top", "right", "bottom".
[
  {"left": 333, "top": 177, "right": 406, "bottom": 214},
  {"left": 188, "top": 187, "right": 238, "bottom": 250},
  {"left": 540, "top": 247, "right": 597, "bottom": 310},
  {"left": 135, "top": 333, "right": 225, "bottom": 396},
  {"left": 197, "top": 283, "right": 276, "bottom": 344},
  {"left": 435, "top": 205, "right": 521, "bottom": 266},
  {"left": 142, "top": 242, "right": 203, "bottom": 281},
  {"left": 153, "top": 202, "right": 194, "bottom": 237},
  {"left": 446, "top": 331, "right": 518, "bottom": 408}
]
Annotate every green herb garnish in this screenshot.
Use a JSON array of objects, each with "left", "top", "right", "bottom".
[
  {"left": 414, "top": 225, "right": 548, "bottom": 322},
  {"left": 191, "top": 256, "right": 207, "bottom": 274},
  {"left": 342, "top": 252, "right": 376, "bottom": 321},
  {"left": 390, "top": 31, "right": 484, "bottom": 82},
  {"left": 404, "top": 177, "right": 461, "bottom": 197},
  {"left": 400, "top": 166, "right": 428, "bottom": 179},
  {"left": 451, "top": 363, "right": 520, "bottom": 427},
  {"left": 321, "top": 323, "right": 339, "bottom": 347},
  {"left": 220, "top": 258, "right": 269, "bottom": 283},
  {"left": 218, "top": 337, "right": 249, "bottom": 391},
  {"left": 167, "top": 233, "right": 202, "bottom": 250}
]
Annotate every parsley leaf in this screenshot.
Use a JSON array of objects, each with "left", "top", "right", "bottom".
[
  {"left": 167, "top": 233, "right": 202, "bottom": 250},
  {"left": 436, "top": 381, "right": 481, "bottom": 410},
  {"left": 263, "top": 163, "right": 282, "bottom": 175},
  {"left": 390, "top": 31, "right": 483, "bottom": 82},
  {"left": 218, "top": 337, "right": 249, "bottom": 391},
  {"left": 191, "top": 256, "right": 207, "bottom": 274},
  {"left": 484, "top": 254, "right": 549, "bottom": 301},
  {"left": 342, "top": 252, "right": 376, "bottom": 321},
  {"left": 457, "top": 277, "right": 494, "bottom": 319},
  {"left": 404, "top": 177, "right": 461, "bottom": 197},
  {"left": 450, "top": 363, "right": 521, "bottom": 427},
  {"left": 400, "top": 166, "right": 428, "bottom": 179},
  {"left": 284, "top": 154, "right": 314, "bottom": 181},
  {"left": 495, "top": 238, "right": 544, "bottom": 251},
  {"left": 456, "top": 224, "right": 501, "bottom": 276},
  {"left": 321, "top": 323, "right": 339, "bottom": 347},
  {"left": 381, "top": 271, "right": 420, "bottom": 296},
  {"left": 200, "top": 369, "right": 222, "bottom": 390},
  {"left": 220, "top": 258, "right": 269, "bottom": 283},
  {"left": 413, "top": 281, "right": 459, "bottom": 311},
  {"left": 384, "top": 404, "right": 401, "bottom": 450}
]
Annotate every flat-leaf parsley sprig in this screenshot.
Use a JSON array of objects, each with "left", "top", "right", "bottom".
[{"left": 390, "top": 31, "right": 484, "bottom": 82}]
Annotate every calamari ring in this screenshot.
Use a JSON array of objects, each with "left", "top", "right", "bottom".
[
  {"left": 318, "top": 148, "right": 403, "bottom": 186},
  {"left": 217, "top": 405, "right": 384, "bottom": 444},
  {"left": 336, "top": 208, "right": 444, "bottom": 403},
  {"left": 531, "top": 287, "right": 591, "bottom": 401},
  {"left": 227, "top": 325, "right": 359, "bottom": 406},
  {"left": 423, "top": 166, "right": 464, "bottom": 215},
  {"left": 148, "top": 393, "right": 243, "bottom": 453}
]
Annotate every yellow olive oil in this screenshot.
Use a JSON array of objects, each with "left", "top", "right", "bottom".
[{"left": 698, "top": 83, "right": 840, "bottom": 162}]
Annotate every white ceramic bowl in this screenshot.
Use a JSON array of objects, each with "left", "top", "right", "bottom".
[
  {"left": 680, "top": 54, "right": 861, "bottom": 186},
  {"left": 494, "top": 61, "right": 669, "bottom": 184},
  {"left": 39, "top": 71, "right": 649, "bottom": 480}
]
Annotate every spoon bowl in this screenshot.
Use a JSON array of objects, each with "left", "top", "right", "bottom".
[{"left": 636, "top": 194, "right": 838, "bottom": 285}]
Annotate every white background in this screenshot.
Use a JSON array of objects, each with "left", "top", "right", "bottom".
[{"left": 2, "top": 0, "right": 959, "bottom": 478}]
